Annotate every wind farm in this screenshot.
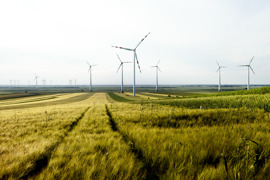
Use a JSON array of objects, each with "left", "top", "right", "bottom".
[{"left": 1, "top": 1, "right": 270, "bottom": 179}]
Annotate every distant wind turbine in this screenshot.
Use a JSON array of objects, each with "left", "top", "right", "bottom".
[
  {"left": 87, "top": 61, "right": 97, "bottom": 92},
  {"left": 116, "top": 53, "right": 132, "bottom": 93},
  {"left": 216, "top": 61, "right": 226, "bottom": 91},
  {"left": 73, "top": 79, "right": 77, "bottom": 86},
  {"left": 34, "top": 74, "right": 39, "bottom": 89},
  {"left": 112, "top": 32, "right": 150, "bottom": 96},
  {"left": 151, "top": 60, "right": 161, "bottom": 91},
  {"left": 239, "top": 56, "right": 255, "bottom": 90},
  {"left": 42, "top": 79, "right": 46, "bottom": 86}
]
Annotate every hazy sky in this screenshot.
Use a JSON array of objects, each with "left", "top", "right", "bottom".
[{"left": 1, "top": 0, "right": 270, "bottom": 85}]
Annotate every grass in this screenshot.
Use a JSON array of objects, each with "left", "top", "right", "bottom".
[
  {"left": 108, "top": 103, "right": 270, "bottom": 179},
  {"left": 0, "top": 93, "right": 92, "bottom": 111},
  {"left": 107, "top": 92, "right": 134, "bottom": 102},
  {"left": 1, "top": 86, "right": 270, "bottom": 179}
]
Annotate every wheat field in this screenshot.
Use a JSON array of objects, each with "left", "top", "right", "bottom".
[{"left": 1, "top": 88, "right": 270, "bottom": 179}]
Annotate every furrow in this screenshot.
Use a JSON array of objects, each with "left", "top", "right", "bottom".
[
  {"left": 105, "top": 105, "right": 159, "bottom": 180},
  {"left": 18, "top": 107, "right": 91, "bottom": 179}
]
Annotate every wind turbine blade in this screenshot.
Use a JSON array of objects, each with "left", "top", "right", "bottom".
[
  {"left": 134, "top": 52, "right": 141, "bottom": 73},
  {"left": 112, "top": 46, "right": 133, "bottom": 51},
  {"left": 216, "top": 67, "right": 220, "bottom": 73},
  {"left": 250, "top": 66, "right": 255, "bottom": 74},
  {"left": 157, "top": 59, "right": 160, "bottom": 66},
  {"left": 239, "top": 65, "right": 249, "bottom": 67},
  {"left": 88, "top": 67, "right": 90, "bottom": 72},
  {"left": 116, "top": 53, "right": 122, "bottom": 63},
  {"left": 86, "top": 61, "right": 90, "bottom": 66},
  {"left": 134, "top": 32, "right": 151, "bottom": 49},
  {"left": 158, "top": 67, "right": 161, "bottom": 72},
  {"left": 216, "top": 61, "right": 220, "bottom": 67},
  {"left": 123, "top": 61, "right": 132, "bottom": 63},
  {"left": 116, "top": 64, "right": 122, "bottom": 73},
  {"left": 249, "top": 56, "right": 254, "bottom": 65}
]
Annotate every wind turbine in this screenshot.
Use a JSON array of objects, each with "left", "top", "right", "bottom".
[
  {"left": 112, "top": 32, "right": 150, "bottom": 96},
  {"left": 116, "top": 53, "right": 132, "bottom": 93},
  {"left": 151, "top": 60, "right": 161, "bottom": 91},
  {"left": 87, "top": 61, "right": 97, "bottom": 92},
  {"left": 216, "top": 61, "right": 226, "bottom": 91},
  {"left": 34, "top": 74, "right": 39, "bottom": 89},
  {"left": 42, "top": 79, "right": 46, "bottom": 86},
  {"left": 73, "top": 79, "right": 77, "bottom": 86},
  {"left": 239, "top": 56, "right": 255, "bottom": 90}
]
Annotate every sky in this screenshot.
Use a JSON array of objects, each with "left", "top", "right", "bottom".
[{"left": 0, "top": 0, "right": 270, "bottom": 86}]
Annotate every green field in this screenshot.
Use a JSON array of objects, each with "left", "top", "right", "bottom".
[{"left": 0, "top": 86, "right": 270, "bottom": 179}]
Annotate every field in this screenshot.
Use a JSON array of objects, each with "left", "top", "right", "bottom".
[{"left": 0, "top": 86, "right": 270, "bottom": 179}]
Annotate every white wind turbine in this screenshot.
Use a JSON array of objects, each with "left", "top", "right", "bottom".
[
  {"left": 216, "top": 61, "right": 226, "bottom": 91},
  {"left": 239, "top": 56, "right": 255, "bottom": 90},
  {"left": 87, "top": 61, "right": 97, "bottom": 92},
  {"left": 151, "top": 60, "right": 161, "bottom": 91},
  {"left": 116, "top": 54, "right": 132, "bottom": 93},
  {"left": 34, "top": 74, "right": 39, "bottom": 89},
  {"left": 112, "top": 32, "right": 151, "bottom": 96}
]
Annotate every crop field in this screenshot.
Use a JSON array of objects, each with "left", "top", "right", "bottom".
[{"left": 1, "top": 87, "right": 270, "bottom": 179}]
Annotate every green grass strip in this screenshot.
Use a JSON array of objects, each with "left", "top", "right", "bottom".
[{"left": 107, "top": 92, "right": 134, "bottom": 102}]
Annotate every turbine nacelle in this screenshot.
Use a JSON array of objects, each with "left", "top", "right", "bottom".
[
  {"left": 239, "top": 56, "right": 255, "bottom": 90},
  {"left": 239, "top": 65, "right": 255, "bottom": 75},
  {"left": 112, "top": 32, "right": 150, "bottom": 96},
  {"left": 112, "top": 32, "right": 151, "bottom": 74},
  {"left": 116, "top": 53, "right": 132, "bottom": 73},
  {"left": 87, "top": 61, "right": 97, "bottom": 72},
  {"left": 151, "top": 59, "right": 161, "bottom": 91},
  {"left": 216, "top": 61, "right": 227, "bottom": 73}
]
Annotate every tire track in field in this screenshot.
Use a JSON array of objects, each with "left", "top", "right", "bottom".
[
  {"left": 18, "top": 107, "right": 91, "bottom": 179},
  {"left": 105, "top": 105, "right": 159, "bottom": 180}
]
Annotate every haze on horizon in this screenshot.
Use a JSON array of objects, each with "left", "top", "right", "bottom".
[{"left": 1, "top": 0, "right": 270, "bottom": 86}]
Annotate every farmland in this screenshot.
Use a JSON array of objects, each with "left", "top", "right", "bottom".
[{"left": 0, "top": 86, "right": 270, "bottom": 179}]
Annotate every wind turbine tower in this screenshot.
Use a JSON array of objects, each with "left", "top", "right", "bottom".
[
  {"left": 151, "top": 60, "right": 161, "bottom": 91},
  {"left": 116, "top": 53, "right": 132, "bottom": 93},
  {"left": 216, "top": 61, "right": 226, "bottom": 91},
  {"left": 112, "top": 32, "right": 150, "bottom": 96},
  {"left": 87, "top": 62, "right": 97, "bottom": 92},
  {"left": 239, "top": 56, "right": 255, "bottom": 90}
]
